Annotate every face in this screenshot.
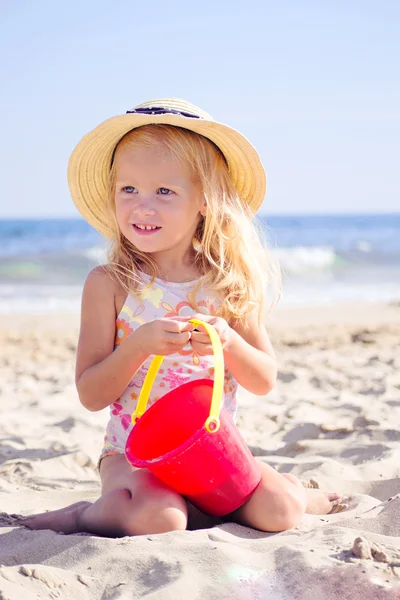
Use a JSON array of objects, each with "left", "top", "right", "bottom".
[{"left": 114, "top": 142, "right": 205, "bottom": 260}]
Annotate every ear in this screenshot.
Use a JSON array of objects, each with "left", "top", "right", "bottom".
[{"left": 199, "top": 196, "right": 207, "bottom": 217}]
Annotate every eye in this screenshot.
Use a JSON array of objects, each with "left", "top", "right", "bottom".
[
  {"left": 158, "top": 187, "right": 173, "bottom": 195},
  {"left": 122, "top": 186, "right": 137, "bottom": 193}
]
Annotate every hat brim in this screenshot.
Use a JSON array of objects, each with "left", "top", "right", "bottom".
[{"left": 68, "top": 113, "right": 266, "bottom": 238}]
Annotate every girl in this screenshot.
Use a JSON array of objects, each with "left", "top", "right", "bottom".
[{"left": 19, "top": 99, "right": 344, "bottom": 537}]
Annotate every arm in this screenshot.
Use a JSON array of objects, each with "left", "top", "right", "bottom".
[
  {"left": 187, "top": 312, "right": 277, "bottom": 396},
  {"left": 75, "top": 267, "right": 194, "bottom": 412},
  {"left": 75, "top": 267, "right": 149, "bottom": 412},
  {"left": 224, "top": 313, "right": 277, "bottom": 395}
]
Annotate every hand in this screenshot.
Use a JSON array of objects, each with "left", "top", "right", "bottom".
[
  {"left": 137, "top": 318, "right": 195, "bottom": 357},
  {"left": 174, "top": 314, "right": 232, "bottom": 356}
]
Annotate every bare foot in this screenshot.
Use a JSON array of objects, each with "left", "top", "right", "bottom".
[
  {"left": 305, "top": 489, "right": 348, "bottom": 515},
  {"left": 16, "top": 501, "right": 92, "bottom": 534}
]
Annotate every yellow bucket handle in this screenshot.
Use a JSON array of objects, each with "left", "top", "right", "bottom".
[{"left": 131, "top": 319, "right": 224, "bottom": 433}]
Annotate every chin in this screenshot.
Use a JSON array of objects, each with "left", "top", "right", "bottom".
[{"left": 132, "top": 240, "right": 163, "bottom": 253}]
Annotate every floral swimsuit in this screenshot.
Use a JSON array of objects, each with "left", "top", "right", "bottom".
[{"left": 99, "top": 272, "right": 238, "bottom": 464}]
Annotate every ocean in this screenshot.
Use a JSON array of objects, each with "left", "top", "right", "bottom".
[{"left": 1, "top": 214, "right": 399, "bottom": 313}]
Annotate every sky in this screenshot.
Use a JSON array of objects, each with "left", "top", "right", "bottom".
[{"left": 0, "top": 0, "right": 399, "bottom": 218}]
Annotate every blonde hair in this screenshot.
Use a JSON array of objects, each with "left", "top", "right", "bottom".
[{"left": 105, "top": 124, "right": 281, "bottom": 326}]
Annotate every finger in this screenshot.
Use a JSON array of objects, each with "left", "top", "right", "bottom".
[
  {"left": 191, "top": 331, "right": 210, "bottom": 343},
  {"left": 165, "top": 331, "right": 192, "bottom": 345},
  {"left": 190, "top": 341, "right": 213, "bottom": 356},
  {"left": 162, "top": 319, "right": 195, "bottom": 333},
  {"left": 191, "top": 319, "right": 214, "bottom": 333},
  {"left": 173, "top": 314, "right": 210, "bottom": 325},
  {"left": 170, "top": 316, "right": 204, "bottom": 331},
  {"left": 170, "top": 316, "right": 192, "bottom": 321}
]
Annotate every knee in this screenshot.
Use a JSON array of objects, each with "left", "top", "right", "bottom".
[
  {"left": 122, "top": 489, "right": 188, "bottom": 536},
  {"left": 271, "top": 490, "right": 306, "bottom": 532},
  {"left": 239, "top": 475, "right": 307, "bottom": 533},
  {"left": 250, "top": 490, "right": 305, "bottom": 533},
  {"left": 269, "top": 476, "right": 307, "bottom": 532}
]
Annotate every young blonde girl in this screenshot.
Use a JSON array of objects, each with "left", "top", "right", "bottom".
[{"left": 19, "top": 99, "right": 343, "bottom": 537}]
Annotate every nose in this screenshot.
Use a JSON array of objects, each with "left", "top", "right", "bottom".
[{"left": 133, "top": 195, "right": 156, "bottom": 218}]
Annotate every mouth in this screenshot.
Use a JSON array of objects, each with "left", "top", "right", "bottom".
[{"left": 132, "top": 224, "right": 162, "bottom": 235}]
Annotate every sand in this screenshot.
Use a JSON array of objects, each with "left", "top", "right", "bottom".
[{"left": 1, "top": 302, "right": 400, "bottom": 599}]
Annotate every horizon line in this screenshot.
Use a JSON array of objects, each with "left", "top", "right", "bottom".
[{"left": 0, "top": 211, "right": 399, "bottom": 221}]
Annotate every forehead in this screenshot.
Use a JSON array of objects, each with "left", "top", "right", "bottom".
[{"left": 114, "top": 143, "right": 191, "bottom": 179}]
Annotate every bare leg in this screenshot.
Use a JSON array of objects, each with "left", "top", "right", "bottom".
[
  {"left": 17, "top": 501, "right": 93, "bottom": 535},
  {"left": 17, "top": 457, "right": 345, "bottom": 536},
  {"left": 18, "top": 454, "right": 188, "bottom": 537},
  {"left": 229, "top": 461, "right": 345, "bottom": 533},
  {"left": 282, "top": 473, "right": 346, "bottom": 515}
]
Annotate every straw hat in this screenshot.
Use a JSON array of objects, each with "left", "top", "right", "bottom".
[{"left": 68, "top": 98, "right": 266, "bottom": 238}]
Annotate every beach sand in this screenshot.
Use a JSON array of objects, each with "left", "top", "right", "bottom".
[{"left": 1, "top": 302, "right": 400, "bottom": 599}]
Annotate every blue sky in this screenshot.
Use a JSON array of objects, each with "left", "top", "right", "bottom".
[{"left": 0, "top": 0, "right": 399, "bottom": 218}]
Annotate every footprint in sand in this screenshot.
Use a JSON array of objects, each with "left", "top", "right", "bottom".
[
  {"left": 351, "top": 331, "right": 376, "bottom": 344},
  {"left": 352, "top": 536, "right": 400, "bottom": 566},
  {"left": 277, "top": 371, "right": 297, "bottom": 384},
  {"left": 0, "top": 564, "right": 102, "bottom": 599}
]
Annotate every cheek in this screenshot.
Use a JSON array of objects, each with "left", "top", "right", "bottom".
[
  {"left": 114, "top": 203, "right": 123, "bottom": 222},
  {"left": 114, "top": 202, "right": 132, "bottom": 233},
  {"left": 170, "top": 197, "right": 201, "bottom": 218},
  {"left": 166, "top": 207, "right": 196, "bottom": 226},
  {"left": 115, "top": 198, "right": 131, "bottom": 219}
]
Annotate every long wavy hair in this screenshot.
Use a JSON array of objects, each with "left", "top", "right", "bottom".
[{"left": 104, "top": 124, "right": 281, "bottom": 325}]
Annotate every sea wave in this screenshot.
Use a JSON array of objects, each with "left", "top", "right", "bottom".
[
  {"left": 0, "top": 284, "right": 82, "bottom": 314},
  {"left": 274, "top": 246, "right": 338, "bottom": 274},
  {"left": 273, "top": 244, "right": 400, "bottom": 274},
  {"left": 81, "top": 246, "right": 108, "bottom": 263},
  {"left": 1, "top": 273, "right": 400, "bottom": 314}
]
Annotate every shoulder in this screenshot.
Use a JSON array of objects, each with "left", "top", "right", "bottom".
[
  {"left": 82, "top": 265, "right": 126, "bottom": 318},
  {"left": 84, "top": 264, "right": 117, "bottom": 284},
  {"left": 83, "top": 265, "right": 115, "bottom": 298}
]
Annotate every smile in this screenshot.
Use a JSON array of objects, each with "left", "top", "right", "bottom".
[{"left": 132, "top": 224, "right": 161, "bottom": 234}]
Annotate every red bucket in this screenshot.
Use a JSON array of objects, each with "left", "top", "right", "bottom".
[{"left": 125, "top": 319, "right": 261, "bottom": 516}]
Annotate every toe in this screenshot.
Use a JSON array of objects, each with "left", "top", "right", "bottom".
[
  {"left": 16, "top": 517, "right": 31, "bottom": 527},
  {"left": 327, "top": 492, "right": 342, "bottom": 502},
  {"left": 16, "top": 516, "right": 40, "bottom": 528},
  {"left": 329, "top": 501, "right": 349, "bottom": 514}
]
